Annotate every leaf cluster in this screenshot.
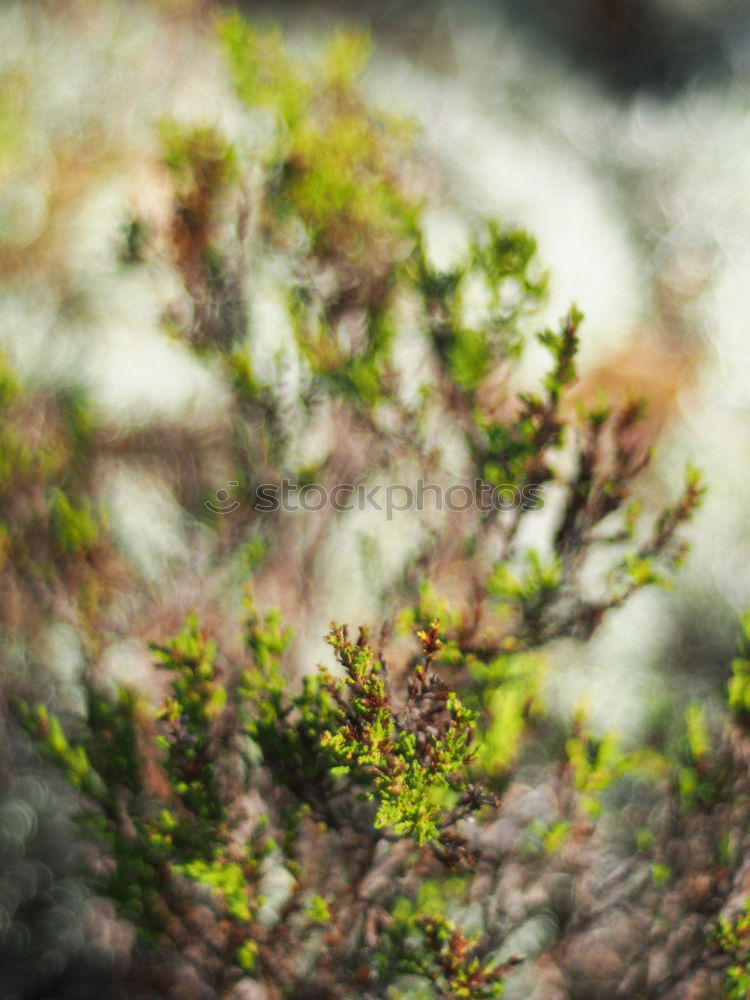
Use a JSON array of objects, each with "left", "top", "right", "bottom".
[{"left": 319, "top": 621, "right": 497, "bottom": 860}]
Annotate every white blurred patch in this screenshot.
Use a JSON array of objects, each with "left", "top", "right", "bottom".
[
  {"left": 84, "top": 321, "right": 231, "bottom": 424},
  {"left": 96, "top": 638, "right": 163, "bottom": 697},
  {"left": 101, "top": 465, "right": 186, "bottom": 581},
  {"left": 33, "top": 623, "right": 85, "bottom": 715}
]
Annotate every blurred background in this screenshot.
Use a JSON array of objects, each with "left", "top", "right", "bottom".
[
  {"left": 0, "top": 0, "right": 748, "bottom": 720},
  {"left": 2, "top": 0, "right": 748, "bottom": 725},
  {"left": 3, "top": 2, "right": 750, "bottom": 997}
]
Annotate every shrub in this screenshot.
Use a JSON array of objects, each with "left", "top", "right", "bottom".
[{"left": 3, "top": 10, "right": 748, "bottom": 1000}]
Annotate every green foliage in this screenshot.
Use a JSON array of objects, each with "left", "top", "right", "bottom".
[
  {"left": 376, "top": 892, "right": 508, "bottom": 1000},
  {"left": 15, "top": 618, "right": 246, "bottom": 943},
  {"left": 0, "top": 9, "right": 719, "bottom": 999},
  {"left": 13, "top": 701, "right": 103, "bottom": 799},
  {"left": 305, "top": 893, "right": 332, "bottom": 925},
  {"left": 320, "top": 622, "right": 484, "bottom": 848},
  {"left": 488, "top": 549, "right": 563, "bottom": 623},
  {"left": 520, "top": 817, "right": 571, "bottom": 858},
  {"left": 150, "top": 616, "right": 227, "bottom": 830},
  {"left": 173, "top": 856, "right": 252, "bottom": 921},
  {"left": 651, "top": 863, "right": 672, "bottom": 888},
  {"left": 685, "top": 701, "right": 710, "bottom": 761},
  {"left": 0, "top": 350, "right": 19, "bottom": 408},
  {"left": 471, "top": 650, "right": 546, "bottom": 778},
  {"left": 711, "top": 899, "right": 750, "bottom": 999},
  {"left": 49, "top": 487, "right": 98, "bottom": 555},
  {"left": 0, "top": 353, "right": 118, "bottom": 635},
  {"left": 15, "top": 610, "right": 498, "bottom": 990},
  {"left": 220, "top": 17, "right": 413, "bottom": 253},
  {"left": 218, "top": 16, "right": 309, "bottom": 130},
  {"left": 240, "top": 614, "right": 496, "bottom": 864},
  {"left": 478, "top": 307, "right": 580, "bottom": 487},
  {"left": 14, "top": 688, "right": 171, "bottom": 935},
  {"left": 161, "top": 121, "right": 237, "bottom": 191},
  {"left": 239, "top": 596, "right": 338, "bottom": 796},
  {"left": 216, "top": 14, "right": 419, "bottom": 408},
  {"left": 563, "top": 713, "right": 668, "bottom": 821},
  {"left": 664, "top": 700, "right": 725, "bottom": 814},
  {"left": 414, "top": 222, "right": 546, "bottom": 400},
  {"left": 728, "top": 610, "right": 750, "bottom": 721}
]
